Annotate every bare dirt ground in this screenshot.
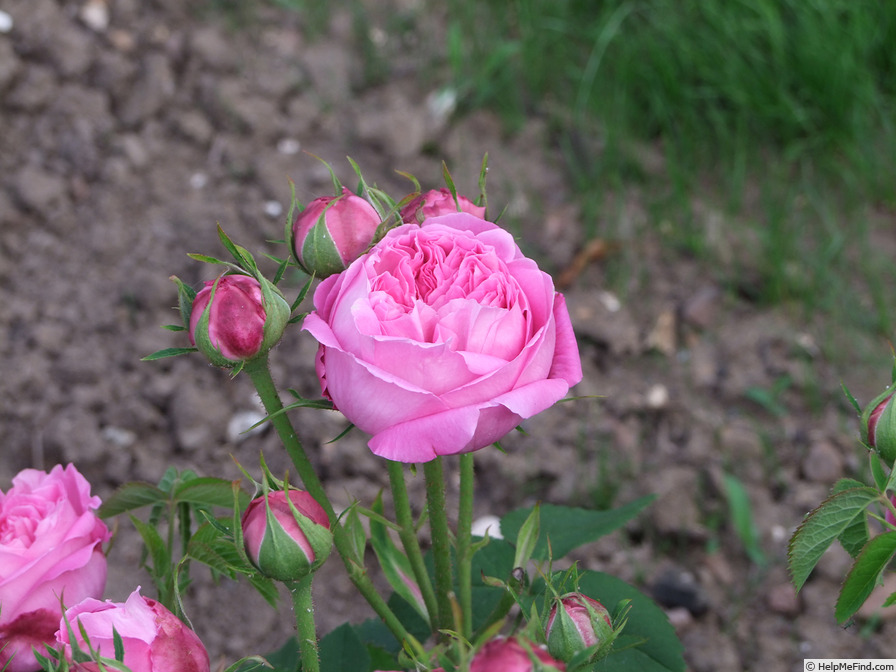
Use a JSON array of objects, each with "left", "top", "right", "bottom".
[{"left": 3, "top": 2, "right": 896, "bottom": 670}]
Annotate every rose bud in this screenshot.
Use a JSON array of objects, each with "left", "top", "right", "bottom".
[
  {"left": 545, "top": 593, "right": 612, "bottom": 662},
  {"left": 241, "top": 489, "right": 333, "bottom": 582},
  {"left": 0, "top": 464, "right": 110, "bottom": 672},
  {"left": 861, "top": 387, "right": 896, "bottom": 467},
  {"left": 56, "top": 588, "right": 210, "bottom": 672},
  {"left": 400, "top": 188, "right": 486, "bottom": 224},
  {"left": 470, "top": 636, "right": 566, "bottom": 672},
  {"left": 291, "top": 186, "right": 382, "bottom": 278},
  {"left": 188, "top": 273, "right": 290, "bottom": 368}
]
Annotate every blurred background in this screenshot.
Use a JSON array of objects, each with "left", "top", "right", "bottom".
[{"left": 1, "top": 0, "right": 895, "bottom": 669}]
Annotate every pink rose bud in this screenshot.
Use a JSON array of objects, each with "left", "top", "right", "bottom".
[
  {"left": 0, "top": 464, "right": 110, "bottom": 672},
  {"left": 241, "top": 489, "right": 332, "bottom": 582},
  {"left": 291, "top": 186, "right": 382, "bottom": 278},
  {"left": 56, "top": 588, "right": 210, "bottom": 672},
  {"left": 303, "top": 213, "right": 583, "bottom": 463},
  {"left": 470, "top": 636, "right": 566, "bottom": 672},
  {"left": 188, "top": 273, "right": 290, "bottom": 368},
  {"left": 545, "top": 593, "right": 612, "bottom": 662},
  {"left": 400, "top": 188, "right": 486, "bottom": 224},
  {"left": 861, "top": 388, "right": 896, "bottom": 467}
]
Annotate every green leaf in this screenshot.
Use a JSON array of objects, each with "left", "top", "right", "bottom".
[
  {"left": 141, "top": 347, "right": 198, "bottom": 361},
  {"left": 831, "top": 479, "right": 871, "bottom": 559},
  {"left": 788, "top": 486, "right": 880, "bottom": 591},
  {"left": 97, "top": 482, "right": 167, "bottom": 518},
  {"left": 835, "top": 531, "right": 896, "bottom": 623},
  {"left": 721, "top": 473, "right": 765, "bottom": 565},
  {"left": 319, "top": 623, "right": 371, "bottom": 672},
  {"left": 173, "top": 477, "right": 248, "bottom": 510},
  {"left": 576, "top": 572, "right": 685, "bottom": 672},
  {"left": 500, "top": 496, "right": 654, "bottom": 561},
  {"left": 130, "top": 515, "right": 171, "bottom": 578}
]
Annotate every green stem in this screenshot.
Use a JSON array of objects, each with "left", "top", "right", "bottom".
[
  {"left": 243, "top": 356, "right": 418, "bottom": 652},
  {"left": 457, "top": 453, "right": 474, "bottom": 640},
  {"left": 423, "top": 458, "right": 454, "bottom": 635},
  {"left": 387, "top": 461, "right": 440, "bottom": 630},
  {"left": 289, "top": 576, "right": 320, "bottom": 672}
]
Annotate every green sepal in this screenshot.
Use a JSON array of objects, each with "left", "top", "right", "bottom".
[
  {"left": 512, "top": 503, "right": 540, "bottom": 571},
  {"left": 170, "top": 275, "right": 197, "bottom": 330},
  {"left": 300, "top": 204, "right": 346, "bottom": 277},
  {"left": 141, "top": 347, "right": 198, "bottom": 361}
]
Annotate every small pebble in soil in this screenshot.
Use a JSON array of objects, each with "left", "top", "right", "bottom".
[
  {"left": 651, "top": 567, "right": 708, "bottom": 616},
  {"left": 0, "top": 10, "right": 12, "bottom": 33},
  {"left": 227, "top": 410, "right": 268, "bottom": 444}
]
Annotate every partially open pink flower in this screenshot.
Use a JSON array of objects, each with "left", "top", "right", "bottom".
[
  {"left": 400, "top": 188, "right": 486, "bottom": 224},
  {"left": 56, "top": 588, "right": 210, "bottom": 672},
  {"left": 0, "top": 464, "right": 109, "bottom": 672},
  {"left": 241, "top": 489, "right": 332, "bottom": 582},
  {"left": 292, "top": 187, "right": 382, "bottom": 278},
  {"left": 303, "top": 213, "right": 582, "bottom": 462},
  {"left": 470, "top": 636, "right": 566, "bottom": 672}
]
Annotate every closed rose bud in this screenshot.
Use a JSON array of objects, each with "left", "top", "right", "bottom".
[
  {"left": 400, "top": 188, "right": 486, "bottom": 224},
  {"left": 188, "top": 273, "right": 290, "bottom": 368},
  {"left": 291, "top": 187, "right": 381, "bottom": 278},
  {"left": 241, "top": 489, "right": 332, "bottom": 582},
  {"left": 470, "top": 636, "right": 566, "bottom": 672},
  {"left": 57, "top": 588, "right": 210, "bottom": 672},
  {"left": 545, "top": 593, "right": 612, "bottom": 662},
  {"left": 861, "top": 387, "right": 896, "bottom": 467}
]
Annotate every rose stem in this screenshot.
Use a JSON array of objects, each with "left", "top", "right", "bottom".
[
  {"left": 243, "top": 356, "right": 418, "bottom": 651},
  {"left": 457, "top": 453, "right": 474, "bottom": 640},
  {"left": 423, "top": 457, "right": 454, "bottom": 635},
  {"left": 387, "top": 461, "right": 440, "bottom": 630},
  {"left": 289, "top": 576, "right": 320, "bottom": 672}
]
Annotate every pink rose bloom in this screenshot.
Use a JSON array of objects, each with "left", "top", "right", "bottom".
[
  {"left": 0, "top": 464, "right": 110, "bottom": 672},
  {"left": 400, "top": 188, "right": 486, "bottom": 224},
  {"left": 302, "top": 213, "right": 582, "bottom": 462},
  {"left": 56, "top": 588, "right": 210, "bottom": 672},
  {"left": 470, "top": 636, "right": 566, "bottom": 672}
]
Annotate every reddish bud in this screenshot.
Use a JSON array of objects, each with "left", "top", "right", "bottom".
[
  {"left": 545, "top": 593, "right": 612, "bottom": 662},
  {"left": 861, "top": 388, "right": 896, "bottom": 467},
  {"left": 188, "top": 274, "right": 290, "bottom": 367}
]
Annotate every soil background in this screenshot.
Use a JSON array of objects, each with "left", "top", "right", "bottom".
[{"left": 2, "top": 2, "right": 896, "bottom": 670}]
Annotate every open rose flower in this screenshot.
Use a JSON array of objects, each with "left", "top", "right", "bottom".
[
  {"left": 302, "top": 212, "right": 582, "bottom": 462},
  {"left": 0, "top": 464, "right": 110, "bottom": 672},
  {"left": 56, "top": 588, "right": 210, "bottom": 672}
]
